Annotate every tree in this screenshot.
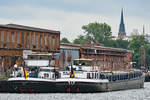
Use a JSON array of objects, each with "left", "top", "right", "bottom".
[
  {"left": 61, "top": 37, "right": 70, "bottom": 43},
  {"left": 145, "top": 44, "right": 150, "bottom": 69},
  {"left": 115, "top": 39, "right": 129, "bottom": 49},
  {"left": 82, "top": 22, "right": 112, "bottom": 43},
  {"left": 128, "top": 35, "right": 150, "bottom": 68},
  {"left": 73, "top": 35, "right": 88, "bottom": 45},
  {"left": 103, "top": 40, "right": 118, "bottom": 48}
]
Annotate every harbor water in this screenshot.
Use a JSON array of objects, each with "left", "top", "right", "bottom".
[{"left": 1, "top": 82, "right": 150, "bottom": 100}]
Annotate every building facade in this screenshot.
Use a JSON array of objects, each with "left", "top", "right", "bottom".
[
  {"left": 60, "top": 43, "right": 80, "bottom": 69},
  {"left": 0, "top": 24, "right": 60, "bottom": 73},
  {"left": 60, "top": 42, "right": 132, "bottom": 70}
]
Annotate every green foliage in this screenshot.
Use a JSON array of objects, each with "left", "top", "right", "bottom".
[
  {"left": 103, "top": 39, "right": 129, "bottom": 49},
  {"left": 145, "top": 44, "right": 150, "bottom": 69},
  {"left": 61, "top": 37, "right": 70, "bottom": 43},
  {"left": 71, "top": 22, "right": 150, "bottom": 69},
  {"left": 116, "top": 39, "right": 129, "bottom": 49},
  {"left": 103, "top": 40, "right": 118, "bottom": 48},
  {"left": 128, "top": 35, "right": 150, "bottom": 68},
  {"left": 82, "top": 22, "right": 112, "bottom": 43},
  {"left": 73, "top": 35, "right": 88, "bottom": 45},
  {"left": 73, "top": 22, "right": 129, "bottom": 49}
]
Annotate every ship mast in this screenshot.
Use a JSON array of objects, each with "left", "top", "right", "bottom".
[{"left": 141, "top": 25, "right": 146, "bottom": 68}]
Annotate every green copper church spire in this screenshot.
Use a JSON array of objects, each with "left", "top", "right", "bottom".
[{"left": 118, "top": 8, "right": 126, "bottom": 38}]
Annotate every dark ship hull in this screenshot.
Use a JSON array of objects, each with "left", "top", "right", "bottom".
[{"left": 0, "top": 76, "right": 145, "bottom": 93}]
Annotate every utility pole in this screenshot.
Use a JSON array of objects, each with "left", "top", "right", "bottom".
[{"left": 141, "top": 25, "right": 146, "bottom": 68}]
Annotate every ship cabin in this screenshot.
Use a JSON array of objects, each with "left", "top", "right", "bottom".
[
  {"left": 38, "top": 67, "right": 59, "bottom": 79},
  {"left": 13, "top": 53, "right": 60, "bottom": 79},
  {"left": 25, "top": 53, "right": 53, "bottom": 67},
  {"left": 100, "top": 70, "right": 143, "bottom": 82},
  {"left": 73, "top": 58, "right": 100, "bottom": 72},
  {"left": 60, "top": 58, "right": 100, "bottom": 79},
  {"left": 25, "top": 53, "right": 60, "bottom": 79}
]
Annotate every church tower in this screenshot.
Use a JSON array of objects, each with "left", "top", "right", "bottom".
[{"left": 118, "top": 8, "right": 126, "bottom": 39}]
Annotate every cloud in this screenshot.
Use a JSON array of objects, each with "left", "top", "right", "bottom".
[
  {"left": 0, "top": 0, "right": 150, "bottom": 42},
  {"left": 0, "top": 5, "right": 113, "bottom": 41}
]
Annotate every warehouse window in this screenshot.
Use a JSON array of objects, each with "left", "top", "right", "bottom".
[
  {"left": 45, "top": 35, "right": 47, "bottom": 45},
  {"left": 31, "top": 32, "right": 36, "bottom": 45},
  {"left": 40, "top": 34, "right": 42, "bottom": 47},
  {"left": 17, "top": 32, "right": 19, "bottom": 43},
  {"left": 56, "top": 37, "right": 59, "bottom": 48},
  {"left": 52, "top": 36, "right": 55, "bottom": 49},
  {"left": 11, "top": 32, "right": 15, "bottom": 42},
  {"left": 6, "top": 31, "right": 9, "bottom": 42},
  {"left": 35, "top": 33, "right": 39, "bottom": 47},
  {"left": 31, "top": 32, "right": 33, "bottom": 45},
  {"left": 48, "top": 35, "right": 51, "bottom": 48},
  {"left": 56, "top": 37, "right": 58, "bottom": 48},
  {"left": 27, "top": 32, "right": 30, "bottom": 48},
  {"left": 21, "top": 32, "right": 24, "bottom": 44},
  {"left": 0, "top": 31, "right": 4, "bottom": 41}
]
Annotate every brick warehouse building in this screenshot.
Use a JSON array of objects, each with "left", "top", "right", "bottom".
[
  {"left": 0, "top": 24, "right": 60, "bottom": 74},
  {"left": 60, "top": 42, "right": 132, "bottom": 70}
]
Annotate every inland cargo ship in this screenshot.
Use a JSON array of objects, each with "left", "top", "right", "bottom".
[{"left": 0, "top": 54, "right": 145, "bottom": 93}]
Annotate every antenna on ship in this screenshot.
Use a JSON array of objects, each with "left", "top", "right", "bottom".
[{"left": 140, "top": 25, "right": 146, "bottom": 69}]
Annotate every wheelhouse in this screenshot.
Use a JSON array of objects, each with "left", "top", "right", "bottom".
[{"left": 74, "top": 58, "right": 93, "bottom": 66}]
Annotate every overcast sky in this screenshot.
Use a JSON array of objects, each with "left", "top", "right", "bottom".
[{"left": 0, "top": 0, "right": 150, "bottom": 41}]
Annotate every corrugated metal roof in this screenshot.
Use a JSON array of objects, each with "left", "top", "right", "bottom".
[
  {"left": 0, "top": 24, "right": 60, "bottom": 34},
  {"left": 61, "top": 43, "right": 129, "bottom": 52},
  {"left": 61, "top": 43, "right": 81, "bottom": 47},
  {"left": 82, "top": 46, "right": 127, "bottom": 52}
]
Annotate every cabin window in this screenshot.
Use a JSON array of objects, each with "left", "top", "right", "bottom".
[
  {"left": 112, "top": 76, "right": 116, "bottom": 81},
  {"left": 100, "top": 73, "right": 104, "bottom": 79},
  {"left": 6, "top": 31, "right": 9, "bottom": 42},
  {"left": 125, "top": 74, "right": 128, "bottom": 79},
  {"left": 122, "top": 75, "right": 124, "bottom": 80},
  {"left": 87, "top": 73, "right": 90, "bottom": 79},
  {"left": 119, "top": 75, "right": 122, "bottom": 80},
  {"left": 129, "top": 74, "right": 131, "bottom": 79},
  {"left": 123, "top": 75, "right": 125, "bottom": 80},
  {"left": 52, "top": 74, "right": 55, "bottom": 78},
  {"left": 116, "top": 75, "right": 118, "bottom": 80},
  {"left": 133, "top": 73, "right": 135, "bottom": 78},
  {"left": 17, "top": 32, "right": 19, "bottom": 43},
  {"left": 108, "top": 76, "right": 112, "bottom": 81},
  {"left": 11, "top": 32, "right": 15, "bottom": 42},
  {"left": 95, "top": 73, "right": 97, "bottom": 79},
  {"left": 92, "top": 73, "right": 94, "bottom": 79},
  {"left": 21, "top": 32, "right": 24, "bottom": 44},
  {"left": 115, "top": 75, "right": 117, "bottom": 81}
]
